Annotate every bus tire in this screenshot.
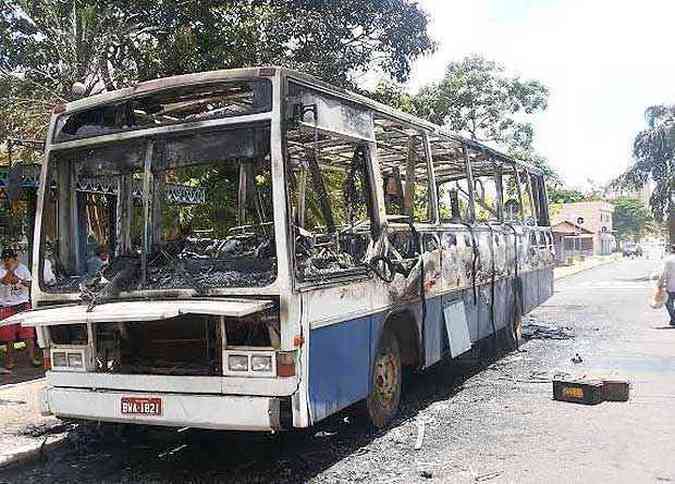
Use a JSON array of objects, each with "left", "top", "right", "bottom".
[{"left": 367, "top": 329, "right": 402, "bottom": 429}]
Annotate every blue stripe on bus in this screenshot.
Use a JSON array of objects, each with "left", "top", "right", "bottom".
[{"left": 308, "top": 315, "right": 372, "bottom": 422}]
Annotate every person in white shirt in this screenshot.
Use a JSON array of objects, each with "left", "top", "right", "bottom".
[
  {"left": 0, "top": 248, "right": 39, "bottom": 370},
  {"left": 658, "top": 244, "right": 675, "bottom": 326}
]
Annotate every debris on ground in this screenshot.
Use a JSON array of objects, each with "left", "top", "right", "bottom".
[
  {"left": 553, "top": 379, "right": 604, "bottom": 405},
  {"left": 602, "top": 380, "right": 630, "bottom": 401},
  {"left": 414, "top": 420, "right": 425, "bottom": 450},
  {"left": 19, "top": 422, "right": 72, "bottom": 438},
  {"left": 522, "top": 322, "right": 575, "bottom": 340}
]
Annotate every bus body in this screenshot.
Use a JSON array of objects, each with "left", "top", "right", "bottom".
[{"left": 4, "top": 67, "right": 554, "bottom": 430}]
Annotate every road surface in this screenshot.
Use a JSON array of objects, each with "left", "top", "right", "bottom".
[{"left": 2, "top": 258, "right": 674, "bottom": 483}]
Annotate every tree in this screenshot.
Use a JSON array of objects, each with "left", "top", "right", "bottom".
[
  {"left": 615, "top": 105, "right": 675, "bottom": 243},
  {"left": 412, "top": 54, "right": 549, "bottom": 151},
  {"left": 613, "top": 196, "right": 658, "bottom": 242},
  {"left": 0, "top": 0, "right": 435, "bottom": 144},
  {"left": 370, "top": 80, "right": 415, "bottom": 114}
]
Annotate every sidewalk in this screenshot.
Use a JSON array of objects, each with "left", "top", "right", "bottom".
[
  {"left": 554, "top": 254, "right": 620, "bottom": 280},
  {"left": 0, "top": 378, "right": 68, "bottom": 469}
]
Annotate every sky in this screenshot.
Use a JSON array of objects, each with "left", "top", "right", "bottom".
[{"left": 404, "top": 0, "right": 675, "bottom": 188}]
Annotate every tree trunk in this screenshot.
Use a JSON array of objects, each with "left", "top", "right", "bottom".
[{"left": 669, "top": 208, "right": 675, "bottom": 246}]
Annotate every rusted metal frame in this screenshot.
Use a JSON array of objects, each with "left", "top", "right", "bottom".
[
  {"left": 403, "top": 136, "right": 416, "bottom": 217},
  {"left": 423, "top": 133, "right": 439, "bottom": 224},
  {"left": 493, "top": 159, "right": 504, "bottom": 222},
  {"left": 532, "top": 174, "right": 549, "bottom": 226},
  {"left": 152, "top": 172, "right": 163, "bottom": 249},
  {"left": 141, "top": 141, "right": 154, "bottom": 286},
  {"left": 366, "top": 139, "right": 387, "bottom": 236},
  {"left": 237, "top": 164, "right": 248, "bottom": 224},
  {"left": 50, "top": 112, "right": 272, "bottom": 153},
  {"left": 523, "top": 168, "right": 537, "bottom": 224},
  {"left": 510, "top": 161, "right": 525, "bottom": 223},
  {"left": 462, "top": 143, "right": 476, "bottom": 223},
  {"left": 539, "top": 175, "right": 551, "bottom": 225},
  {"left": 297, "top": 168, "right": 307, "bottom": 228}
]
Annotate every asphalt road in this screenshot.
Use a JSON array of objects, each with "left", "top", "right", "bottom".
[{"left": 2, "top": 259, "right": 674, "bottom": 483}]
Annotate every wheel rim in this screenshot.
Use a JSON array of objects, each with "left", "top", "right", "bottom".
[{"left": 374, "top": 351, "right": 398, "bottom": 409}]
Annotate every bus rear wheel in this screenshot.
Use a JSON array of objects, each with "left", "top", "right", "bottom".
[{"left": 367, "top": 330, "right": 402, "bottom": 429}]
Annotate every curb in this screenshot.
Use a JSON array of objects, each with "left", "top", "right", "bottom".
[
  {"left": 0, "top": 434, "right": 67, "bottom": 470},
  {"left": 0, "top": 377, "right": 46, "bottom": 392},
  {"left": 553, "top": 257, "right": 620, "bottom": 281}
]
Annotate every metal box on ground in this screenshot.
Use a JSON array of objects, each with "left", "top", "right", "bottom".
[
  {"left": 602, "top": 379, "right": 630, "bottom": 401},
  {"left": 553, "top": 379, "right": 604, "bottom": 405}
]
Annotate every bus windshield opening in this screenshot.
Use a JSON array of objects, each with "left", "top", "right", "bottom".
[{"left": 40, "top": 123, "right": 276, "bottom": 296}]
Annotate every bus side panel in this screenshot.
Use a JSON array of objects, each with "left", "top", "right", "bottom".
[
  {"left": 539, "top": 267, "right": 554, "bottom": 304},
  {"left": 494, "top": 277, "right": 510, "bottom": 331},
  {"left": 462, "top": 288, "right": 480, "bottom": 342},
  {"left": 308, "top": 316, "right": 371, "bottom": 422},
  {"left": 522, "top": 270, "right": 539, "bottom": 314},
  {"left": 423, "top": 295, "right": 445, "bottom": 367}
]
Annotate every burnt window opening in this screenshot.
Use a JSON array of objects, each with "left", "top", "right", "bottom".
[
  {"left": 502, "top": 165, "right": 523, "bottom": 222},
  {"left": 40, "top": 123, "right": 277, "bottom": 296},
  {"left": 48, "top": 324, "right": 88, "bottom": 346},
  {"left": 95, "top": 316, "right": 222, "bottom": 376},
  {"left": 224, "top": 309, "right": 280, "bottom": 348},
  {"left": 285, "top": 83, "right": 377, "bottom": 283},
  {"left": 438, "top": 178, "right": 473, "bottom": 223},
  {"left": 375, "top": 126, "right": 432, "bottom": 224},
  {"left": 518, "top": 168, "right": 538, "bottom": 225},
  {"left": 530, "top": 174, "right": 550, "bottom": 226},
  {"left": 54, "top": 80, "right": 272, "bottom": 143}
]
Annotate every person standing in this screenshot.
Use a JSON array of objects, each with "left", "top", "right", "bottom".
[
  {"left": 86, "top": 245, "right": 109, "bottom": 277},
  {"left": 658, "top": 244, "right": 675, "bottom": 326},
  {"left": 0, "top": 248, "right": 39, "bottom": 370}
]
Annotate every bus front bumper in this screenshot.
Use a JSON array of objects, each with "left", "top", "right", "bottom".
[{"left": 39, "top": 386, "right": 282, "bottom": 431}]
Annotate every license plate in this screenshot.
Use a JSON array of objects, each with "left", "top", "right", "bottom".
[{"left": 120, "top": 397, "right": 162, "bottom": 416}]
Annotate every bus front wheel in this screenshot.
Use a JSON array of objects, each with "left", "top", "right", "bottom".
[{"left": 367, "top": 330, "right": 402, "bottom": 429}]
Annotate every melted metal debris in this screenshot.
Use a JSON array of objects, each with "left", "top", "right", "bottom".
[{"left": 144, "top": 235, "right": 276, "bottom": 290}]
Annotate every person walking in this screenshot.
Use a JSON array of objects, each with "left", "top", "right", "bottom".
[
  {"left": 0, "top": 248, "right": 39, "bottom": 370},
  {"left": 658, "top": 244, "right": 675, "bottom": 326}
]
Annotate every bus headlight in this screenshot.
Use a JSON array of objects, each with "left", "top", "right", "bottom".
[
  {"left": 251, "top": 355, "right": 273, "bottom": 372},
  {"left": 228, "top": 355, "right": 249, "bottom": 372},
  {"left": 50, "top": 348, "right": 88, "bottom": 372}
]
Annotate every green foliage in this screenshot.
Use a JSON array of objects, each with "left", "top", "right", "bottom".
[
  {"left": 0, "top": 0, "right": 434, "bottom": 144},
  {"left": 614, "top": 104, "right": 675, "bottom": 242},
  {"left": 547, "top": 187, "right": 585, "bottom": 204},
  {"left": 370, "top": 80, "right": 416, "bottom": 114},
  {"left": 412, "top": 54, "right": 549, "bottom": 150},
  {"left": 613, "top": 196, "right": 657, "bottom": 242}
]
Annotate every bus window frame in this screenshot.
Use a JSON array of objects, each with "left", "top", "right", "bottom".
[{"left": 35, "top": 70, "right": 291, "bottom": 304}]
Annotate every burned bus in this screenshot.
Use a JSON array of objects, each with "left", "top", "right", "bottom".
[{"left": 4, "top": 67, "right": 553, "bottom": 430}]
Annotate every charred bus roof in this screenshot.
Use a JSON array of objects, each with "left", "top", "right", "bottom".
[{"left": 49, "top": 66, "right": 541, "bottom": 177}]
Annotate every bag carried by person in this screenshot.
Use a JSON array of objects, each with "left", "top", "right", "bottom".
[{"left": 650, "top": 287, "right": 668, "bottom": 309}]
